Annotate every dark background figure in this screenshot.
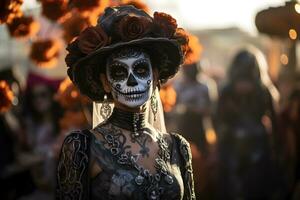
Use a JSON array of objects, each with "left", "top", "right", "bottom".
[
  {"left": 0, "top": 67, "right": 35, "bottom": 200},
  {"left": 215, "top": 48, "right": 285, "bottom": 199},
  {"left": 23, "top": 72, "right": 63, "bottom": 193},
  {"left": 173, "top": 62, "right": 214, "bottom": 198},
  {"left": 280, "top": 88, "right": 300, "bottom": 199},
  {"left": 174, "top": 63, "right": 211, "bottom": 154}
]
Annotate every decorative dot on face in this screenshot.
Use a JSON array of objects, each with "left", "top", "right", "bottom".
[{"left": 116, "top": 84, "right": 121, "bottom": 89}]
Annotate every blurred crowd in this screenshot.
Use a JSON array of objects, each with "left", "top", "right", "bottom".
[
  {"left": 0, "top": 68, "right": 92, "bottom": 200},
  {"left": 0, "top": 46, "right": 300, "bottom": 200},
  {"left": 165, "top": 47, "right": 300, "bottom": 200}
]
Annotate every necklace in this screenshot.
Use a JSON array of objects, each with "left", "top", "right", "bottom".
[
  {"left": 108, "top": 108, "right": 146, "bottom": 139},
  {"left": 94, "top": 124, "right": 174, "bottom": 200}
]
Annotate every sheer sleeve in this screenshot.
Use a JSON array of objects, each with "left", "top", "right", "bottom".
[
  {"left": 56, "top": 130, "right": 91, "bottom": 200},
  {"left": 172, "top": 133, "right": 196, "bottom": 200}
]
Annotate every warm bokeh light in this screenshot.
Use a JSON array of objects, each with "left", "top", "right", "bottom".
[
  {"left": 0, "top": 80, "right": 14, "bottom": 113},
  {"left": 295, "top": 3, "right": 300, "bottom": 14},
  {"left": 289, "top": 29, "right": 297, "bottom": 40},
  {"left": 205, "top": 128, "right": 217, "bottom": 145},
  {"left": 71, "top": 90, "right": 79, "bottom": 98},
  {"left": 160, "top": 84, "right": 177, "bottom": 112},
  {"left": 280, "top": 54, "right": 289, "bottom": 65}
]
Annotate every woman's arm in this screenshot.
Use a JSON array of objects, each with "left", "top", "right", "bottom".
[
  {"left": 56, "top": 130, "right": 91, "bottom": 200},
  {"left": 173, "top": 133, "right": 196, "bottom": 200}
]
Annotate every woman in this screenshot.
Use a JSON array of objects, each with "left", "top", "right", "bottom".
[
  {"left": 56, "top": 6, "right": 195, "bottom": 200},
  {"left": 24, "top": 73, "right": 63, "bottom": 189},
  {"left": 216, "top": 47, "right": 283, "bottom": 199}
]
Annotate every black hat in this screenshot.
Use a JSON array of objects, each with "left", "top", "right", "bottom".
[{"left": 66, "top": 5, "right": 188, "bottom": 101}]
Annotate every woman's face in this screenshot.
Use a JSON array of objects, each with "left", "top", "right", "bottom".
[
  {"left": 31, "top": 84, "right": 53, "bottom": 113},
  {"left": 105, "top": 50, "right": 153, "bottom": 108}
]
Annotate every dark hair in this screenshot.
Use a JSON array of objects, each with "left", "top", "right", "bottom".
[{"left": 228, "top": 49, "right": 261, "bottom": 83}]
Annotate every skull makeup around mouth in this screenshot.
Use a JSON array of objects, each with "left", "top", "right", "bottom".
[{"left": 106, "top": 50, "right": 153, "bottom": 108}]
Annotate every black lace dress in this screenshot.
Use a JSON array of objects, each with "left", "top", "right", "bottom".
[{"left": 56, "top": 109, "right": 195, "bottom": 200}]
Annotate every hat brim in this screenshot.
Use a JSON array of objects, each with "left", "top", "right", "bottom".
[{"left": 70, "top": 37, "right": 182, "bottom": 102}]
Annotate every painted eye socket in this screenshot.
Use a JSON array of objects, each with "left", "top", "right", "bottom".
[
  {"left": 133, "top": 62, "right": 150, "bottom": 78},
  {"left": 109, "top": 65, "right": 128, "bottom": 81}
]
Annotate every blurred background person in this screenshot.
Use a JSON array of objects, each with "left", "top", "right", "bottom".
[
  {"left": 279, "top": 87, "right": 300, "bottom": 199},
  {"left": 0, "top": 67, "right": 35, "bottom": 200},
  {"left": 215, "top": 47, "right": 284, "bottom": 199},
  {"left": 174, "top": 61, "right": 220, "bottom": 199},
  {"left": 168, "top": 33, "right": 218, "bottom": 199},
  {"left": 23, "top": 72, "right": 63, "bottom": 192}
]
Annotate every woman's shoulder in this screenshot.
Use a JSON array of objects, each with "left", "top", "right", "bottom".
[
  {"left": 163, "top": 132, "right": 192, "bottom": 163},
  {"left": 59, "top": 129, "right": 92, "bottom": 159},
  {"left": 62, "top": 129, "right": 91, "bottom": 145},
  {"left": 57, "top": 129, "right": 91, "bottom": 199}
]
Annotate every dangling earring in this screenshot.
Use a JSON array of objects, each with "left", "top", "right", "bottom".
[
  {"left": 151, "top": 93, "right": 158, "bottom": 121},
  {"left": 100, "top": 94, "right": 112, "bottom": 120}
]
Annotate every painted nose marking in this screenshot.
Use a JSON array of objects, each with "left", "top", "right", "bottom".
[{"left": 127, "top": 73, "right": 138, "bottom": 86}]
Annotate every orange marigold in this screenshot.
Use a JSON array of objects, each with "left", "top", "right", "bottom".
[
  {"left": 7, "top": 15, "right": 40, "bottom": 39},
  {"left": 62, "top": 13, "right": 91, "bottom": 43},
  {"left": 70, "top": 0, "right": 109, "bottom": 20},
  {"left": 29, "top": 39, "right": 61, "bottom": 68},
  {"left": 121, "top": 0, "right": 150, "bottom": 13},
  {"left": 40, "top": 0, "right": 70, "bottom": 23},
  {"left": 55, "top": 77, "right": 90, "bottom": 109},
  {"left": 184, "top": 34, "right": 202, "bottom": 65},
  {"left": 0, "top": 80, "right": 14, "bottom": 113},
  {"left": 0, "top": 0, "right": 23, "bottom": 24}
]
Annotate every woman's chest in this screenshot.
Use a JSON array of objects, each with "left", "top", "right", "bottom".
[{"left": 91, "top": 163, "right": 184, "bottom": 200}]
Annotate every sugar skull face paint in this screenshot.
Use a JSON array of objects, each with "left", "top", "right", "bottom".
[{"left": 106, "top": 48, "right": 153, "bottom": 108}]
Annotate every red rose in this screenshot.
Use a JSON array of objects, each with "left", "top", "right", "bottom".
[
  {"left": 117, "top": 14, "right": 152, "bottom": 41},
  {"left": 152, "top": 12, "right": 177, "bottom": 38},
  {"left": 78, "top": 25, "right": 110, "bottom": 54},
  {"left": 0, "top": 80, "right": 14, "bottom": 113},
  {"left": 65, "top": 39, "right": 86, "bottom": 70},
  {"left": 173, "top": 28, "right": 189, "bottom": 56}
]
